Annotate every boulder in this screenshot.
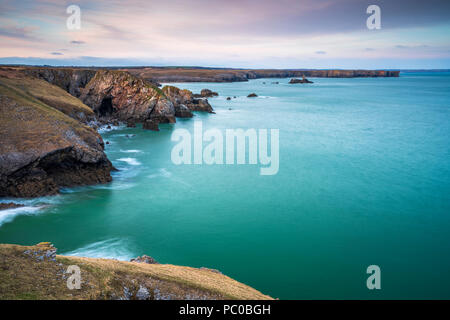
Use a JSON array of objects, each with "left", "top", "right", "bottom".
[
  {"left": 247, "top": 93, "right": 258, "bottom": 98},
  {"left": 142, "top": 119, "right": 159, "bottom": 131},
  {"left": 289, "top": 75, "right": 313, "bottom": 84},
  {"left": 130, "top": 255, "right": 159, "bottom": 264},
  {"left": 200, "top": 89, "right": 218, "bottom": 97}
]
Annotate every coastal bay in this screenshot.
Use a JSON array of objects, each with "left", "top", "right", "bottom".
[{"left": 1, "top": 71, "right": 449, "bottom": 299}]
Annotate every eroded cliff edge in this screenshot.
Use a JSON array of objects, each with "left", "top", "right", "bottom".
[
  {"left": 0, "top": 67, "right": 215, "bottom": 198},
  {"left": 0, "top": 243, "right": 273, "bottom": 300},
  {"left": 0, "top": 69, "right": 113, "bottom": 197}
]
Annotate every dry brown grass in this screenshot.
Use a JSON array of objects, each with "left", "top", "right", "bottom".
[
  {"left": 0, "top": 243, "right": 272, "bottom": 300},
  {"left": 0, "top": 69, "right": 94, "bottom": 120}
]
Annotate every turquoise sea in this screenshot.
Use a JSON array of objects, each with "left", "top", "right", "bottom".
[{"left": 1, "top": 72, "right": 450, "bottom": 299}]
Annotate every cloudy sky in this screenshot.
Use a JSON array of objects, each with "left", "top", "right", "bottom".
[{"left": 1, "top": 0, "right": 450, "bottom": 68}]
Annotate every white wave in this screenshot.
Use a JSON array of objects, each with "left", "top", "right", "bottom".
[
  {"left": 147, "top": 168, "right": 172, "bottom": 179},
  {"left": 0, "top": 206, "right": 44, "bottom": 227},
  {"left": 63, "top": 238, "right": 134, "bottom": 261},
  {"left": 120, "top": 149, "right": 143, "bottom": 153},
  {"left": 95, "top": 183, "right": 136, "bottom": 191},
  {"left": 117, "top": 157, "right": 141, "bottom": 166},
  {"left": 97, "top": 124, "right": 124, "bottom": 133}
]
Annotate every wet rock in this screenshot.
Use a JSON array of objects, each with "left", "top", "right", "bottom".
[
  {"left": 199, "top": 89, "right": 218, "bottom": 98},
  {"left": 162, "top": 86, "right": 213, "bottom": 114},
  {"left": 0, "top": 203, "right": 24, "bottom": 210},
  {"left": 289, "top": 75, "right": 313, "bottom": 84},
  {"left": 247, "top": 93, "right": 258, "bottom": 98},
  {"left": 126, "top": 120, "right": 136, "bottom": 128},
  {"left": 226, "top": 97, "right": 231, "bottom": 100},
  {"left": 130, "top": 255, "right": 159, "bottom": 264},
  {"left": 142, "top": 120, "right": 159, "bottom": 131}
]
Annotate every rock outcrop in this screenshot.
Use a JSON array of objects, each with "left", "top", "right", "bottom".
[
  {"left": 198, "top": 89, "right": 218, "bottom": 97},
  {"left": 0, "top": 72, "right": 113, "bottom": 198},
  {"left": 289, "top": 75, "right": 314, "bottom": 84},
  {"left": 130, "top": 255, "right": 159, "bottom": 264},
  {"left": 79, "top": 70, "right": 176, "bottom": 127},
  {"left": 162, "top": 85, "right": 214, "bottom": 114}
]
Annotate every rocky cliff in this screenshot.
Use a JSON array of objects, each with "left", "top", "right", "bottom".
[
  {"left": 79, "top": 70, "right": 176, "bottom": 125},
  {"left": 19, "top": 67, "right": 215, "bottom": 130},
  {"left": 0, "top": 69, "right": 112, "bottom": 198}
]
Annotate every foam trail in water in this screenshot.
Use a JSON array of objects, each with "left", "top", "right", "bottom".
[
  {"left": 147, "top": 168, "right": 172, "bottom": 179},
  {"left": 120, "top": 149, "right": 142, "bottom": 153},
  {"left": 117, "top": 158, "right": 141, "bottom": 166},
  {"left": 0, "top": 206, "right": 44, "bottom": 227},
  {"left": 63, "top": 238, "right": 135, "bottom": 261}
]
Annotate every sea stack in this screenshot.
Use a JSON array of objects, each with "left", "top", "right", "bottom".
[{"left": 289, "top": 75, "right": 314, "bottom": 84}]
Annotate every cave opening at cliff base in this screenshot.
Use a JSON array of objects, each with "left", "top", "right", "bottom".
[{"left": 98, "top": 97, "right": 114, "bottom": 116}]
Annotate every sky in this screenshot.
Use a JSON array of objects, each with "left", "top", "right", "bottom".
[{"left": 1, "top": 0, "right": 450, "bottom": 69}]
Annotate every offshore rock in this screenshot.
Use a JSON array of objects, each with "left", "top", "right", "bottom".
[{"left": 162, "top": 86, "right": 214, "bottom": 114}]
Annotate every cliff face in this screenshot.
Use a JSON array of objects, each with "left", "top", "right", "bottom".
[
  {"left": 0, "top": 71, "right": 112, "bottom": 198},
  {"left": 24, "top": 67, "right": 97, "bottom": 97},
  {"left": 79, "top": 70, "right": 176, "bottom": 124},
  {"left": 22, "top": 68, "right": 215, "bottom": 129}
]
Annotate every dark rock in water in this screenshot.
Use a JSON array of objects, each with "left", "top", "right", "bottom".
[
  {"left": 106, "top": 141, "right": 110, "bottom": 145},
  {"left": 0, "top": 202, "right": 24, "bottom": 210},
  {"left": 126, "top": 120, "right": 136, "bottom": 128},
  {"left": 226, "top": 97, "right": 231, "bottom": 100},
  {"left": 272, "top": 82, "right": 279, "bottom": 84},
  {"left": 289, "top": 75, "right": 313, "bottom": 84},
  {"left": 233, "top": 96, "right": 236, "bottom": 98},
  {"left": 228, "top": 108, "right": 232, "bottom": 110},
  {"left": 106, "top": 125, "right": 111, "bottom": 129},
  {"left": 143, "top": 119, "right": 159, "bottom": 131},
  {"left": 247, "top": 93, "right": 258, "bottom": 98},
  {"left": 199, "top": 89, "right": 218, "bottom": 98},
  {"left": 175, "top": 104, "right": 194, "bottom": 118},
  {"left": 130, "top": 255, "right": 159, "bottom": 264}
]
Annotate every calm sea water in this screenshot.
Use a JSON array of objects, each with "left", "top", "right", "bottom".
[{"left": 1, "top": 72, "right": 450, "bottom": 299}]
